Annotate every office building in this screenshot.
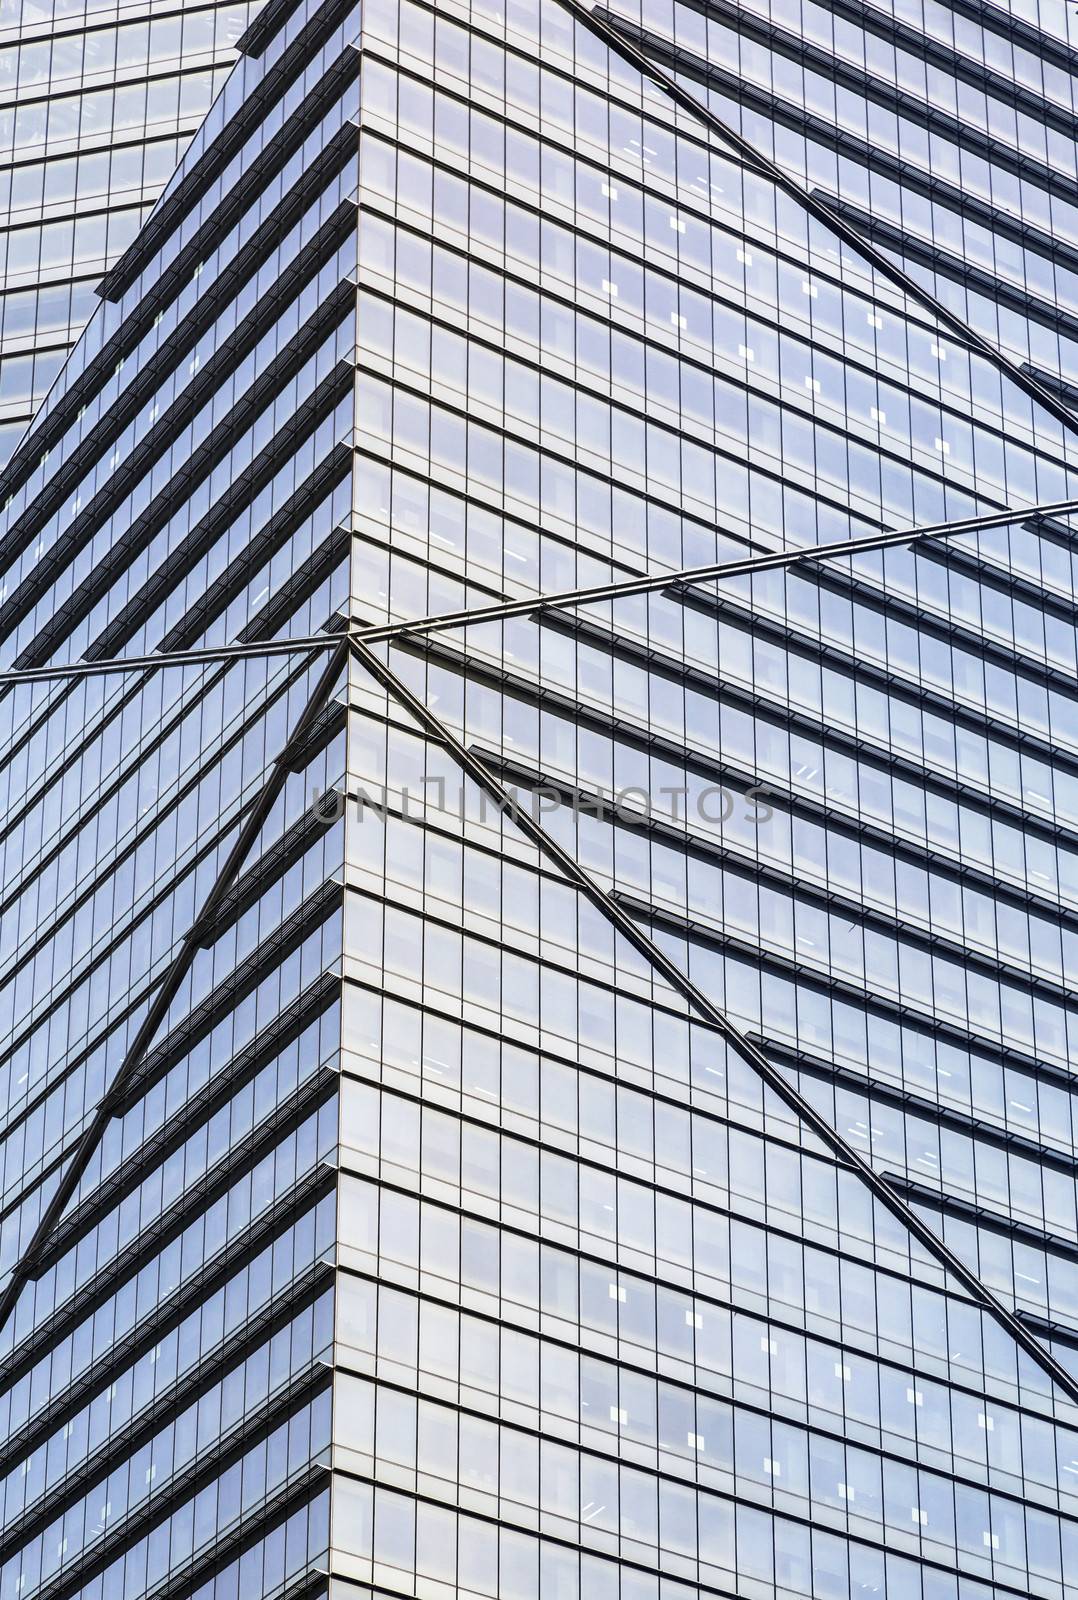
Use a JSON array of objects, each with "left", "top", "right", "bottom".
[
  {"left": 0, "top": 0, "right": 263, "bottom": 464},
  {"left": 0, "top": 0, "right": 1077, "bottom": 1596}
]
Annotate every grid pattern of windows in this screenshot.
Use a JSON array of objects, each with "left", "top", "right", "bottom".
[
  {"left": 0, "top": 0, "right": 357, "bottom": 1593},
  {"left": 0, "top": 0, "right": 264, "bottom": 465},
  {"left": 335, "top": 0, "right": 1078, "bottom": 1595},
  {"left": 2, "top": 0, "right": 1078, "bottom": 1597}
]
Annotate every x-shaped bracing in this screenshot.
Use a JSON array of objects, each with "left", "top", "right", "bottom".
[
  {"left": 1, "top": 496, "right": 1076, "bottom": 1419},
  {"left": 2, "top": 490, "right": 1074, "bottom": 688}
]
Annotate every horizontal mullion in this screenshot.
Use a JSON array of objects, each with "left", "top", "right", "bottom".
[
  {"left": 615, "top": 889, "right": 1062, "bottom": 1092},
  {"left": 634, "top": 18, "right": 1078, "bottom": 279},
  {"left": 402, "top": 628, "right": 1078, "bottom": 868},
  {"left": 112, "top": 878, "right": 343, "bottom": 1114},
  {"left": 475, "top": 748, "right": 1074, "bottom": 1004},
  {"left": 360, "top": 113, "right": 1039, "bottom": 463},
  {"left": 33, "top": 1057, "right": 338, "bottom": 1284},
  {"left": 0, "top": 652, "right": 321, "bottom": 997},
  {"left": 883, "top": 1168, "right": 1078, "bottom": 1264},
  {"left": 37, "top": 1450, "right": 327, "bottom": 1600},
  {"left": 688, "top": 0, "right": 1078, "bottom": 171},
  {"left": 71, "top": 983, "right": 339, "bottom": 1245},
  {"left": 0, "top": 121, "right": 357, "bottom": 561},
  {"left": 0, "top": 689, "right": 339, "bottom": 1170},
  {"left": 337, "top": 1161, "right": 1046, "bottom": 1423},
  {"left": 760, "top": 1034, "right": 1078, "bottom": 1178},
  {"left": 662, "top": 586, "right": 1078, "bottom": 776},
  {"left": 2, "top": 295, "right": 355, "bottom": 664},
  {"left": 0, "top": 1158, "right": 335, "bottom": 1400},
  {"left": 333, "top": 1260, "right": 1078, "bottom": 1529},
  {"left": 98, "top": 0, "right": 360, "bottom": 302},
  {"left": 0, "top": 1339, "right": 328, "bottom": 1581},
  {"left": 822, "top": 186, "right": 1078, "bottom": 345},
  {"left": 0, "top": 1255, "right": 333, "bottom": 1530}
]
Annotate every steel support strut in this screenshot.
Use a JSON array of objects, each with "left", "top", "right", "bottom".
[
  {"left": 0, "top": 638, "right": 349, "bottom": 1340},
  {"left": 349, "top": 631, "right": 1078, "bottom": 1414},
  {"left": 562, "top": 0, "right": 1078, "bottom": 444},
  {"left": 5, "top": 490, "right": 1078, "bottom": 687}
]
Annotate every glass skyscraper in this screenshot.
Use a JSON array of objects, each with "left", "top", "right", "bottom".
[
  {"left": 2, "top": 0, "right": 1078, "bottom": 1597},
  {"left": 0, "top": 0, "right": 263, "bottom": 466}
]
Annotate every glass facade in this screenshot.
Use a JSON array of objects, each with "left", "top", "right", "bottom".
[
  {"left": 2, "top": 0, "right": 1078, "bottom": 1598},
  {"left": 0, "top": 0, "right": 264, "bottom": 466}
]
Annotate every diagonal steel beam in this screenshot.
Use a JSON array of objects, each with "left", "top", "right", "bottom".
[
  {"left": 565, "top": 1, "right": 1078, "bottom": 446},
  {"left": 349, "top": 631, "right": 1078, "bottom": 1413},
  {"left": 4, "top": 490, "right": 1078, "bottom": 689},
  {"left": 0, "top": 634, "right": 338, "bottom": 689},
  {"left": 350, "top": 491, "right": 1078, "bottom": 645},
  {"left": 0, "top": 637, "right": 349, "bottom": 1340}
]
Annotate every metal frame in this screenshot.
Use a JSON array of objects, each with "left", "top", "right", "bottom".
[
  {"left": 0, "top": 639, "right": 349, "bottom": 1339},
  {"left": 349, "top": 630, "right": 1078, "bottom": 1413},
  {"left": 566, "top": 1, "right": 1078, "bottom": 445},
  {"left": 6, "top": 16, "right": 1078, "bottom": 1385},
  {"left": 4, "top": 490, "right": 1078, "bottom": 688},
  {"left": 0, "top": 635, "right": 341, "bottom": 689},
  {"left": 4, "top": 604, "right": 1076, "bottom": 1405}
]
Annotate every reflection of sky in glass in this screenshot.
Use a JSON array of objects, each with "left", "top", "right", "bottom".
[
  {"left": 0, "top": 0, "right": 260, "bottom": 466},
  {"left": 2, "top": 0, "right": 1078, "bottom": 1593}
]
